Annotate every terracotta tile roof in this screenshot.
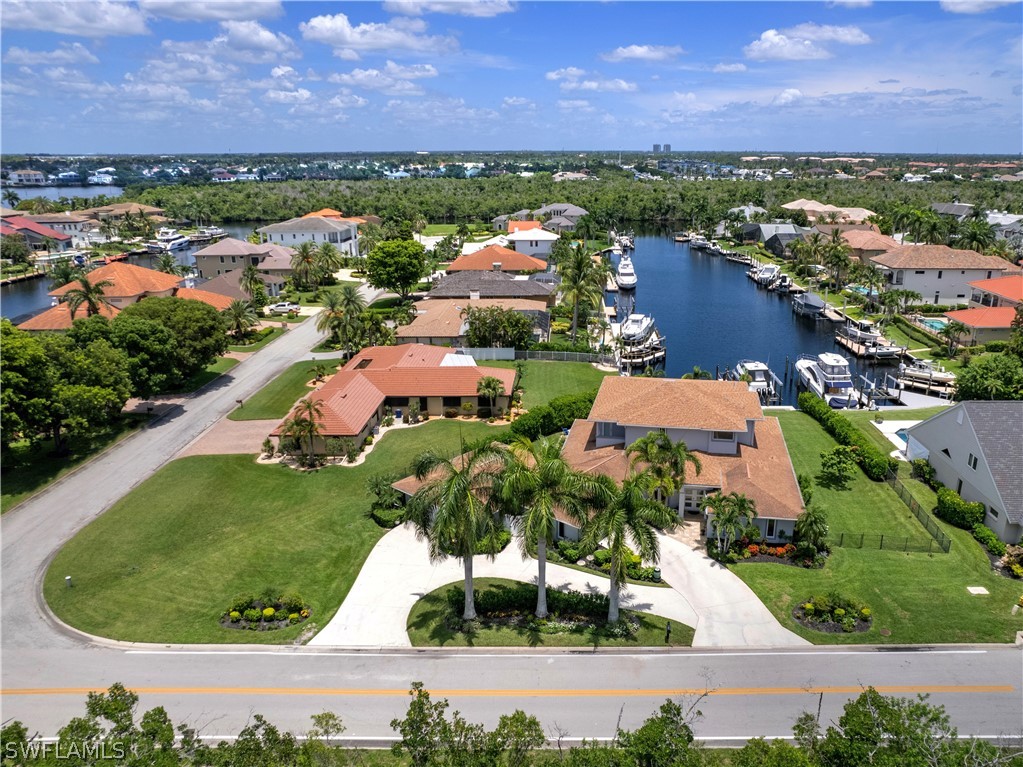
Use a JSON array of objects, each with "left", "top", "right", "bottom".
[
  {"left": 447, "top": 244, "right": 547, "bottom": 273},
  {"left": 348, "top": 343, "right": 451, "bottom": 369},
  {"left": 303, "top": 208, "right": 345, "bottom": 218},
  {"left": 968, "top": 275, "right": 1023, "bottom": 303},
  {"left": 560, "top": 417, "right": 804, "bottom": 521},
  {"left": 507, "top": 220, "right": 543, "bottom": 232},
  {"left": 3, "top": 216, "right": 72, "bottom": 241},
  {"left": 396, "top": 298, "right": 548, "bottom": 339},
  {"left": 49, "top": 262, "right": 181, "bottom": 299},
  {"left": 944, "top": 306, "right": 1018, "bottom": 328},
  {"left": 174, "top": 287, "right": 235, "bottom": 311},
  {"left": 871, "top": 245, "right": 1012, "bottom": 271},
  {"left": 392, "top": 451, "right": 509, "bottom": 498},
  {"left": 588, "top": 378, "right": 763, "bottom": 431},
  {"left": 842, "top": 230, "right": 899, "bottom": 251},
  {"left": 360, "top": 367, "right": 516, "bottom": 397},
  {"left": 18, "top": 301, "right": 119, "bottom": 331}
]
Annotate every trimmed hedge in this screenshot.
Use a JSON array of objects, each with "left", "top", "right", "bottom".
[
  {"left": 891, "top": 316, "right": 942, "bottom": 347},
  {"left": 972, "top": 524, "right": 1007, "bottom": 557},
  {"left": 510, "top": 389, "right": 597, "bottom": 440},
  {"left": 797, "top": 393, "right": 898, "bottom": 481},
  {"left": 370, "top": 508, "right": 404, "bottom": 529},
  {"left": 935, "top": 488, "right": 986, "bottom": 530},
  {"left": 447, "top": 582, "right": 609, "bottom": 618}
]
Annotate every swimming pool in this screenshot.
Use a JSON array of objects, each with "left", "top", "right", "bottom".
[
  {"left": 920, "top": 317, "right": 948, "bottom": 332},
  {"left": 894, "top": 428, "right": 908, "bottom": 445},
  {"left": 848, "top": 285, "right": 871, "bottom": 297}
]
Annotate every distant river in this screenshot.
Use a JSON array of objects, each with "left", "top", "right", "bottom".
[{"left": 10, "top": 185, "right": 126, "bottom": 201}]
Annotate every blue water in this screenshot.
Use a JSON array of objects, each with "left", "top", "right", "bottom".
[
  {"left": 894, "top": 428, "right": 909, "bottom": 445},
  {"left": 920, "top": 318, "right": 948, "bottom": 332},
  {"left": 612, "top": 233, "right": 895, "bottom": 405}
]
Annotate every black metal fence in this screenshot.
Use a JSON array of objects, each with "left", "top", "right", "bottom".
[
  {"left": 828, "top": 531, "right": 946, "bottom": 553},
  {"left": 885, "top": 472, "right": 953, "bottom": 553}
]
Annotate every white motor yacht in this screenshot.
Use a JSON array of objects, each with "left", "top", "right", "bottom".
[
  {"left": 898, "top": 358, "right": 956, "bottom": 386},
  {"left": 154, "top": 227, "right": 191, "bottom": 251},
  {"left": 616, "top": 255, "right": 637, "bottom": 289},
  {"left": 731, "top": 359, "right": 778, "bottom": 400},
  {"left": 837, "top": 319, "right": 904, "bottom": 359},
  {"left": 620, "top": 312, "right": 654, "bottom": 343},
  {"left": 795, "top": 352, "right": 858, "bottom": 409},
  {"left": 753, "top": 264, "right": 781, "bottom": 286}
]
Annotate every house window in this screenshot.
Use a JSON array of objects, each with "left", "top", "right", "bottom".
[
  {"left": 442, "top": 396, "right": 461, "bottom": 407},
  {"left": 988, "top": 508, "right": 999, "bottom": 519},
  {"left": 711, "top": 431, "right": 733, "bottom": 441},
  {"left": 766, "top": 519, "right": 776, "bottom": 538},
  {"left": 292, "top": 234, "right": 296, "bottom": 240},
  {"left": 941, "top": 448, "right": 951, "bottom": 458},
  {"left": 220, "top": 256, "right": 225, "bottom": 263},
  {"left": 914, "top": 270, "right": 925, "bottom": 275},
  {"left": 937, "top": 270, "right": 943, "bottom": 279},
  {"left": 987, "top": 271, "right": 993, "bottom": 279},
  {"left": 968, "top": 453, "right": 978, "bottom": 470},
  {"left": 894, "top": 270, "right": 904, "bottom": 285},
  {"left": 956, "top": 478, "right": 963, "bottom": 494}
]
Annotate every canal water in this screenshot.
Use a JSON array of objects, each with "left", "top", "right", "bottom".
[
  {"left": 7, "top": 185, "right": 126, "bottom": 202},
  {"left": 611, "top": 232, "right": 894, "bottom": 405}
]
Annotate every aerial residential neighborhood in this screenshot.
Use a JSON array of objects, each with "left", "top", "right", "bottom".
[{"left": 1, "top": 0, "right": 1022, "bottom": 763}]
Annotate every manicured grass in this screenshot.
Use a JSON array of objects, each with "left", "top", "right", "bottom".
[
  {"left": 296, "top": 282, "right": 363, "bottom": 307},
  {"left": 486, "top": 360, "right": 615, "bottom": 410},
  {"left": 735, "top": 411, "right": 1023, "bottom": 644},
  {"left": 227, "top": 326, "right": 285, "bottom": 353},
  {"left": 165, "top": 356, "right": 241, "bottom": 395},
  {"left": 407, "top": 578, "right": 694, "bottom": 648},
  {"left": 44, "top": 420, "right": 509, "bottom": 644},
  {"left": 227, "top": 361, "right": 325, "bottom": 421},
  {"left": 842, "top": 407, "right": 950, "bottom": 496},
  {"left": 1, "top": 416, "right": 148, "bottom": 514}
]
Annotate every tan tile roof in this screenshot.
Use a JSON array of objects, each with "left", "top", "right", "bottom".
[
  {"left": 17, "top": 301, "right": 119, "bottom": 331},
  {"left": 392, "top": 451, "right": 510, "bottom": 498},
  {"left": 871, "top": 245, "right": 1012, "bottom": 271},
  {"left": 396, "top": 298, "right": 547, "bottom": 339},
  {"left": 49, "top": 262, "right": 181, "bottom": 300},
  {"left": 508, "top": 220, "right": 543, "bottom": 232},
  {"left": 842, "top": 230, "right": 899, "bottom": 251},
  {"left": 174, "top": 287, "right": 235, "bottom": 311},
  {"left": 302, "top": 208, "right": 345, "bottom": 218},
  {"left": 968, "top": 275, "right": 1023, "bottom": 303},
  {"left": 944, "top": 306, "right": 1018, "bottom": 328},
  {"left": 588, "top": 378, "right": 763, "bottom": 431},
  {"left": 447, "top": 244, "right": 547, "bottom": 273}
]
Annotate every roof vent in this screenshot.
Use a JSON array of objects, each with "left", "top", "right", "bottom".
[
  {"left": 469, "top": 290, "right": 480, "bottom": 301},
  {"left": 492, "top": 262, "right": 502, "bottom": 271}
]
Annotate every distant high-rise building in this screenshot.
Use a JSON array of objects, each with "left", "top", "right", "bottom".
[
  {"left": 652, "top": 144, "right": 661, "bottom": 153},
  {"left": 663, "top": 143, "right": 671, "bottom": 153}
]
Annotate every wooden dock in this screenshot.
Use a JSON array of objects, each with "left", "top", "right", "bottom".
[{"left": 834, "top": 333, "right": 907, "bottom": 360}]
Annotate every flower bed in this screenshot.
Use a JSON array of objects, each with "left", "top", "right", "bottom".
[
  {"left": 792, "top": 593, "right": 872, "bottom": 634},
  {"left": 221, "top": 591, "right": 311, "bottom": 631},
  {"left": 552, "top": 540, "right": 663, "bottom": 583},
  {"left": 711, "top": 538, "right": 826, "bottom": 569}
]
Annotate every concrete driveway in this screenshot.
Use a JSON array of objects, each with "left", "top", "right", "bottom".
[{"left": 309, "top": 525, "right": 807, "bottom": 648}]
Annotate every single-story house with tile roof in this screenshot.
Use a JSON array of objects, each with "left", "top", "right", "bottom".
[
  {"left": 543, "top": 215, "right": 580, "bottom": 233},
  {"left": 428, "top": 270, "right": 556, "bottom": 306},
  {"left": 396, "top": 298, "right": 550, "bottom": 346},
  {"left": 969, "top": 275, "right": 1022, "bottom": 309},
  {"left": 871, "top": 245, "right": 1017, "bottom": 306},
  {"left": 256, "top": 216, "right": 359, "bottom": 256},
  {"left": 446, "top": 244, "right": 547, "bottom": 274},
  {"left": 271, "top": 343, "right": 516, "bottom": 451},
  {"left": 0, "top": 216, "right": 72, "bottom": 251},
  {"left": 75, "top": 202, "right": 165, "bottom": 221},
  {"left": 505, "top": 227, "right": 560, "bottom": 260},
  {"left": 193, "top": 237, "right": 294, "bottom": 280},
  {"left": 841, "top": 229, "right": 901, "bottom": 265},
  {"left": 557, "top": 377, "right": 805, "bottom": 543},
  {"left": 174, "top": 287, "right": 235, "bottom": 312},
  {"left": 943, "top": 306, "right": 1018, "bottom": 346},
  {"left": 533, "top": 203, "right": 588, "bottom": 223},
  {"left": 906, "top": 401, "right": 1022, "bottom": 544},
  {"left": 197, "top": 268, "right": 286, "bottom": 300}
]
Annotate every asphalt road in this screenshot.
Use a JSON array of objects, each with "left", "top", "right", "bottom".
[{"left": 2, "top": 312, "right": 1022, "bottom": 744}]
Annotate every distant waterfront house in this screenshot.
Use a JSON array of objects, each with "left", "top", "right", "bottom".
[
  {"left": 9, "top": 169, "right": 46, "bottom": 185},
  {"left": 906, "top": 401, "right": 1023, "bottom": 544},
  {"left": 492, "top": 203, "right": 588, "bottom": 234},
  {"left": 781, "top": 199, "right": 875, "bottom": 223},
  {"left": 446, "top": 244, "right": 547, "bottom": 274},
  {"left": 840, "top": 230, "right": 900, "bottom": 266},
  {"left": 728, "top": 203, "right": 768, "bottom": 221},
  {"left": 740, "top": 222, "right": 809, "bottom": 245},
  {"left": 18, "top": 212, "right": 92, "bottom": 239},
  {"left": 75, "top": 202, "right": 166, "bottom": 222},
  {"left": 870, "top": 245, "right": 1016, "bottom": 306},
  {"left": 193, "top": 237, "right": 295, "bottom": 280},
  {"left": 272, "top": 344, "right": 516, "bottom": 451},
  {"left": 428, "top": 270, "right": 556, "bottom": 307},
  {"left": 198, "top": 269, "right": 286, "bottom": 301},
  {"left": 492, "top": 209, "right": 532, "bottom": 231},
  {"left": 256, "top": 216, "right": 359, "bottom": 256},
  {"left": 395, "top": 298, "right": 550, "bottom": 346},
  {"left": 506, "top": 227, "right": 560, "bottom": 259},
  {"left": 557, "top": 378, "right": 805, "bottom": 543},
  {"left": 0, "top": 216, "right": 72, "bottom": 251},
  {"left": 930, "top": 202, "right": 975, "bottom": 221},
  {"left": 764, "top": 232, "right": 804, "bottom": 258},
  {"left": 533, "top": 202, "right": 588, "bottom": 223},
  {"left": 969, "top": 275, "right": 1023, "bottom": 309}
]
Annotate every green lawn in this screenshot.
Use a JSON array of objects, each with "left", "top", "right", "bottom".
[
  {"left": 735, "top": 411, "right": 1023, "bottom": 644},
  {"left": 44, "top": 420, "right": 508, "bottom": 644},
  {"left": 227, "top": 327, "right": 285, "bottom": 353},
  {"left": 166, "top": 356, "right": 240, "bottom": 395},
  {"left": 487, "top": 360, "right": 615, "bottom": 410},
  {"left": 228, "top": 361, "right": 324, "bottom": 421},
  {"left": 407, "top": 578, "right": 693, "bottom": 648},
  {"left": 296, "top": 282, "right": 363, "bottom": 307}
]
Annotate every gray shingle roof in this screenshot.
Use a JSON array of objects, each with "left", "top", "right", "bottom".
[
  {"left": 931, "top": 202, "right": 975, "bottom": 218},
  {"left": 962, "top": 401, "right": 1023, "bottom": 523},
  {"left": 256, "top": 217, "right": 358, "bottom": 235},
  {"left": 429, "top": 270, "right": 554, "bottom": 299}
]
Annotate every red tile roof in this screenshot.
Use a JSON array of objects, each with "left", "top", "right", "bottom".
[
  {"left": 302, "top": 208, "right": 345, "bottom": 219},
  {"left": 507, "top": 220, "right": 543, "bottom": 232},
  {"left": 174, "top": 287, "right": 235, "bottom": 311},
  {"left": 842, "top": 230, "right": 899, "bottom": 251},
  {"left": 446, "top": 244, "right": 547, "bottom": 273},
  {"left": 50, "top": 262, "right": 181, "bottom": 299},
  {"left": 17, "top": 301, "right": 119, "bottom": 331},
  {"left": 968, "top": 275, "right": 1023, "bottom": 303},
  {"left": 944, "top": 306, "right": 1018, "bottom": 328},
  {"left": 3, "top": 216, "right": 71, "bottom": 241}
]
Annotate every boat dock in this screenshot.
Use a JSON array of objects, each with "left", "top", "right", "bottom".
[
  {"left": 821, "top": 307, "right": 845, "bottom": 323},
  {"left": 896, "top": 375, "right": 955, "bottom": 399},
  {"left": 834, "top": 333, "right": 908, "bottom": 360}
]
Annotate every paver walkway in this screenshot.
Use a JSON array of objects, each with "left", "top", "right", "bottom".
[{"left": 309, "top": 525, "right": 807, "bottom": 648}]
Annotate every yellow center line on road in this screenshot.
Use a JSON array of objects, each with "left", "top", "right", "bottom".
[{"left": 2, "top": 685, "right": 1014, "bottom": 697}]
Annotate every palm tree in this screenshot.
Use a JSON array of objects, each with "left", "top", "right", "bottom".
[
  {"left": 703, "top": 492, "right": 757, "bottom": 554},
  {"left": 476, "top": 375, "right": 505, "bottom": 415},
  {"left": 857, "top": 264, "right": 886, "bottom": 304},
  {"left": 48, "top": 260, "right": 83, "bottom": 290},
  {"left": 823, "top": 230, "right": 852, "bottom": 289},
  {"left": 63, "top": 276, "right": 113, "bottom": 318},
  {"left": 309, "top": 363, "right": 332, "bottom": 383},
  {"left": 2, "top": 189, "right": 21, "bottom": 208},
  {"left": 240, "top": 264, "right": 263, "bottom": 300},
  {"left": 336, "top": 283, "right": 366, "bottom": 317},
  {"left": 290, "top": 241, "right": 319, "bottom": 289},
  {"left": 153, "top": 252, "right": 183, "bottom": 276},
  {"left": 626, "top": 431, "right": 702, "bottom": 508},
  {"left": 502, "top": 436, "right": 597, "bottom": 618},
  {"left": 583, "top": 473, "right": 675, "bottom": 623},
  {"left": 680, "top": 365, "right": 712, "bottom": 380},
  {"left": 557, "top": 248, "right": 608, "bottom": 343},
  {"left": 317, "top": 290, "right": 346, "bottom": 343},
  {"left": 794, "top": 505, "right": 829, "bottom": 552},
  {"left": 957, "top": 219, "right": 995, "bottom": 253},
  {"left": 223, "top": 299, "right": 258, "bottom": 341},
  {"left": 404, "top": 440, "right": 508, "bottom": 620},
  {"left": 315, "top": 242, "right": 343, "bottom": 285},
  {"left": 940, "top": 320, "right": 968, "bottom": 356},
  {"left": 294, "top": 396, "right": 324, "bottom": 458}
]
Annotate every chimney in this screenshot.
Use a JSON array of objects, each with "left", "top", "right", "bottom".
[
  {"left": 492, "top": 262, "right": 502, "bottom": 271},
  {"left": 470, "top": 290, "right": 480, "bottom": 300}
]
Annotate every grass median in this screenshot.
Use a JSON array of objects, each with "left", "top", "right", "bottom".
[{"left": 44, "top": 420, "right": 508, "bottom": 644}]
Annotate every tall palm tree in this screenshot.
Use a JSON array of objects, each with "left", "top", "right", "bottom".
[
  {"left": 680, "top": 365, "right": 713, "bottom": 380},
  {"left": 957, "top": 219, "right": 995, "bottom": 253},
  {"left": 294, "top": 396, "right": 324, "bottom": 458},
  {"left": 336, "top": 283, "right": 366, "bottom": 317},
  {"left": 153, "top": 252, "right": 183, "bottom": 276},
  {"left": 240, "top": 264, "right": 263, "bottom": 300},
  {"left": 2, "top": 189, "right": 21, "bottom": 208},
  {"left": 626, "top": 431, "right": 702, "bottom": 509},
  {"left": 583, "top": 473, "right": 675, "bottom": 623},
  {"left": 405, "top": 440, "right": 508, "bottom": 620},
  {"left": 557, "top": 248, "right": 608, "bottom": 343},
  {"left": 290, "top": 241, "right": 319, "bottom": 289},
  {"left": 63, "top": 276, "right": 113, "bottom": 319},
  {"left": 940, "top": 320, "right": 968, "bottom": 356},
  {"left": 476, "top": 375, "right": 505, "bottom": 415},
  {"left": 823, "top": 230, "right": 852, "bottom": 289},
  {"left": 223, "top": 299, "right": 258, "bottom": 341},
  {"left": 857, "top": 264, "right": 886, "bottom": 303},
  {"left": 48, "top": 261, "right": 83, "bottom": 290},
  {"left": 501, "top": 436, "right": 597, "bottom": 618},
  {"left": 703, "top": 492, "right": 757, "bottom": 553},
  {"left": 794, "top": 505, "right": 829, "bottom": 552},
  {"left": 315, "top": 242, "right": 343, "bottom": 285},
  {"left": 317, "top": 290, "right": 347, "bottom": 343}
]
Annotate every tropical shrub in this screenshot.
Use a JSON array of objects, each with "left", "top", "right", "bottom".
[
  {"left": 972, "top": 524, "right": 1007, "bottom": 557},
  {"left": 229, "top": 611, "right": 241, "bottom": 623},
  {"left": 444, "top": 408, "right": 458, "bottom": 418},
  {"left": 794, "top": 593, "right": 871, "bottom": 632},
  {"left": 935, "top": 488, "right": 985, "bottom": 530},
  {"left": 262, "top": 607, "right": 276, "bottom": 620},
  {"left": 243, "top": 609, "right": 261, "bottom": 623},
  {"left": 371, "top": 507, "right": 404, "bottom": 528}
]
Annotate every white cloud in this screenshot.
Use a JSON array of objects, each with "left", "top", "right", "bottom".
[
  {"left": 271, "top": 65, "right": 297, "bottom": 79},
  {"left": 216, "top": 20, "right": 299, "bottom": 59},
  {"left": 0, "top": 1, "right": 149, "bottom": 37},
  {"left": 557, "top": 99, "right": 593, "bottom": 111},
  {"left": 744, "top": 23, "right": 870, "bottom": 61},
  {"left": 713, "top": 62, "right": 747, "bottom": 73},
  {"left": 783, "top": 23, "right": 871, "bottom": 44},
  {"left": 264, "top": 87, "right": 313, "bottom": 104},
  {"left": 382, "top": 1, "right": 516, "bottom": 17},
  {"left": 383, "top": 61, "right": 438, "bottom": 78},
  {"left": 827, "top": 0, "right": 873, "bottom": 7},
  {"left": 300, "top": 13, "right": 458, "bottom": 57},
  {"left": 602, "top": 44, "right": 683, "bottom": 62},
  {"left": 773, "top": 88, "right": 803, "bottom": 105},
  {"left": 940, "top": 0, "right": 1019, "bottom": 12},
  {"left": 4, "top": 43, "right": 99, "bottom": 66},
  {"left": 546, "top": 67, "right": 586, "bottom": 81},
  {"left": 502, "top": 96, "right": 532, "bottom": 107},
  {"left": 43, "top": 67, "right": 93, "bottom": 87},
  {"left": 137, "top": 46, "right": 243, "bottom": 83},
  {"left": 561, "top": 78, "right": 637, "bottom": 93},
  {"left": 138, "top": 1, "right": 283, "bottom": 21},
  {"left": 381, "top": 96, "right": 499, "bottom": 124},
  {"left": 328, "top": 89, "right": 369, "bottom": 108},
  {"left": 329, "top": 62, "right": 435, "bottom": 95}
]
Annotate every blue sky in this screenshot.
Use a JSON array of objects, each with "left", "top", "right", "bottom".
[{"left": 1, "top": 1, "right": 1020, "bottom": 154}]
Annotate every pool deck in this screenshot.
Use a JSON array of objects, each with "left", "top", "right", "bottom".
[{"left": 870, "top": 418, "right": 923, "bottom": 461}]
